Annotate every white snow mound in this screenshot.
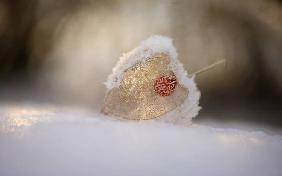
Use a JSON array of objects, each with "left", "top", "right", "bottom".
[{"left": 0, "top": 104, "right": 282, "bottom": 176}]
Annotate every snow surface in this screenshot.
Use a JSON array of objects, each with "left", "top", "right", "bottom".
[
  {"left": 1, "top": 103, "right": 282, "bottom": 176},
  {"left": 104, "top": 35, "right": 201, "bottom": 124}
]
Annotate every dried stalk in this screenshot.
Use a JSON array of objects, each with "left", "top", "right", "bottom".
[{"left": 191, "top": 59, "right": 226, "bottom": 76}]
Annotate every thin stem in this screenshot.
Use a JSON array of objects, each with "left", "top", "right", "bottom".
[{"left": 191, "top": 59, "right": 226, "bottom": 76}]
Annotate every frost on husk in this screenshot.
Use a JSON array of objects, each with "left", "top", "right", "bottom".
[{"left": 103, "top": 35, "right": 201, "bottom": 124}]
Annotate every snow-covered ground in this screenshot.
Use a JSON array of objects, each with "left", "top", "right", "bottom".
[{"left": 1, "top": 102, "right": 282, "bottom": 176}]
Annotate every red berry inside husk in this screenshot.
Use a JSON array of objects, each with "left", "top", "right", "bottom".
[{"left": 154, "top": 74, "right": 177, "bottom": 96}]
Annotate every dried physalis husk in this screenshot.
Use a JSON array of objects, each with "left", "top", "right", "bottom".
[
  {"left": 101, "top": 53, "right": 188, "bottom": 120},
  {"left": 102, "top": 35, "right": 201, "bottom": 123}
]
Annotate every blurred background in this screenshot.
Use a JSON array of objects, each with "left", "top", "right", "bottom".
[{"left": 0, "top": 0, "right": 282, "bottom": 127}]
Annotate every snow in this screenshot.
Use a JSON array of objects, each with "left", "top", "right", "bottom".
[
  {"left": 1, "top": 103, "right": 282, "bottom": 176},
  {"left": 104, "top": 35, "right": 201, "bottom": 124}
]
